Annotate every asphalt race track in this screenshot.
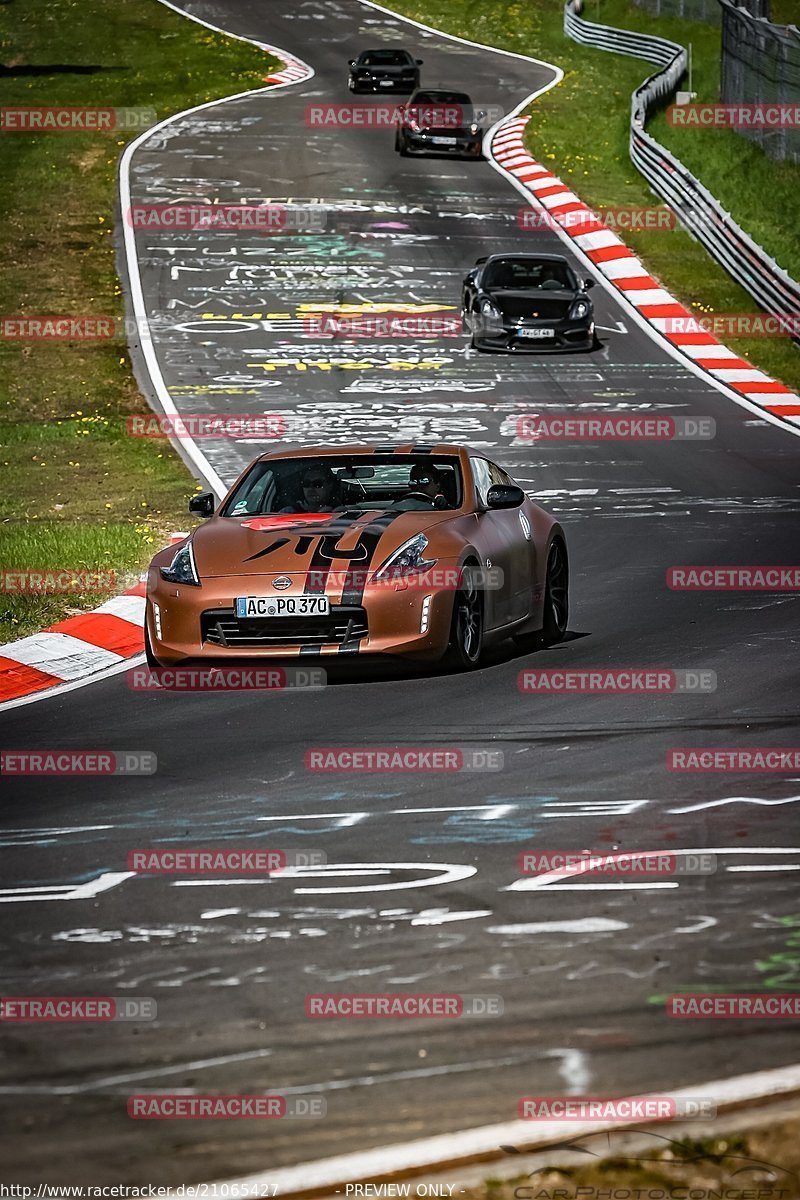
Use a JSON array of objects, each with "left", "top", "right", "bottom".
[{"left": 1, "top": 0, "right": 799, "bottom": 1184}]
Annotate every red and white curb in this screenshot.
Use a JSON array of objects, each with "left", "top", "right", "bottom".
[
  {"left": 264, "top": 56, "right": 312, "bottom": 85},
  {"left": 0, "top": 534, "right": 186, "bottom": 708},
  {"left": 490, "top": 117, "right": 800, "bottom": 432}
]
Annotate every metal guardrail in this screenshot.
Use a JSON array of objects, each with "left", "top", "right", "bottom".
[{"left": 563, "top": 1, "right": 800, "bottom": 338}]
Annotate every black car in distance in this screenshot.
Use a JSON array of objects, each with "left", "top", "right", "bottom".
[
  {"left": 461, "top": 253, "right": 597, "bottom": 352},
  {"left": 395, "top": 89, "right": 486, "bottom": 158},
  {"left": 347, "top": 49, "right": 422, "bottom": 93}
]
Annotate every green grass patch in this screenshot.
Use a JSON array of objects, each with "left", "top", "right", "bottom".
[
  {"left": 770, "top": 0, "right": 798, "bottom": 24},
  {"left": 384, "top": 0, "right": 799, "bottom": 394},
  {"left": 0, "top": 521, "right": 152, "bottom": 640},
  {"left": 0, "top": 0, "right": 281, "bottom": 643}
]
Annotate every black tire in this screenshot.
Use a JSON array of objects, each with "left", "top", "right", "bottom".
[
  {"left": 540, "top": 538, "right": 569, "bottom": 645},
  {"left": 442, "top": 563, "right": 483, "bottom": 670},
  {"left": 143, "top": 616, "right": 161, "bottom": 669},
  {"left": 513, "top": 538, "right": 569, "bottom": 651},
  {"left": 397, "top": 135, "right": 409, "bottom": 157}
]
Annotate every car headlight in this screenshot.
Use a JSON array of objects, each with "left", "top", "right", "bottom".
[
  {"left": 372, "top": 533, "right": 437, "bottom": 581},
  {"left": 160, "top": 541, "right": 200, "bottom": 586},
  {"left": 570, "top": 298, "right": 591, "bottom": 320},
  {"left": 479, "top": 298, "right": 503, "bottom": 328}
]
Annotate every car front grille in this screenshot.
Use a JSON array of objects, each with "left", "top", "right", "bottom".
[
  {"left": 201, "top": 607, "right": 369, "bottom": 648},
  {"left": 499, "top": 299, "right": 573, "bottom": 321}
]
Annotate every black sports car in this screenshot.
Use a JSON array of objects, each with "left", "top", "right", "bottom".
[
  {"left": 395, "top": 89, "right": 485, "bottom": 158},
  {"left": 347, "top": 49, "right": 422, "bottom": 93},
  {"left": 461, "top": 253, "right": 596, "bottom": 352}
]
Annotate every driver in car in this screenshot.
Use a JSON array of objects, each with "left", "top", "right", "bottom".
[
  {"left": 280, "top": 465, "right": 341, "bottom": 513},
  {"left": 396, "top": 464, "right": 448, "bottom": 508}
]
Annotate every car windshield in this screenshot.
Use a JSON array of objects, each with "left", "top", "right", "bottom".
[
  {"left": 361, "top": 51, "right": 412, "bottom": 65},
  {"left": 413, "top": 91, "right": 471, "bottom": 105},
  {"left": 222, "top": 456, "right": 463, "bottom": 516},
  {"left": 484, "top": 258, "right": 577, "bottom": 291}
]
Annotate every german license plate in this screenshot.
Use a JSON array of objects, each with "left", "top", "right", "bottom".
[
  {"left": 235, "top": 595, "right": 330, "bottom": 618},
  {"left": 518, "top": 328, "right": 555, "bottom": 339},
  {"left": 431, "top": 136, "right": 457, "bottom": 145}
]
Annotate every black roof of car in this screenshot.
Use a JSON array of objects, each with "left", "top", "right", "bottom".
[
  {"left": 477, "top": 253, "right": 570, "bottom": 266},
  {"left": 409, "top": 89, "right": 472, "bottom": 103},
  {"left": 357, "top": 48, "right": 414, "bottom": 59}
]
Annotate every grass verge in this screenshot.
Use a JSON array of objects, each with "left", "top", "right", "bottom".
[
  {"left": 464, "top": 1117, "right": 800, "bottom": 1199},
  {"left": 0, "top": 0, "right": 280, "bottom": 644},
  {"left": 383, "top": 0, "right": 799, "bottom": 395}
]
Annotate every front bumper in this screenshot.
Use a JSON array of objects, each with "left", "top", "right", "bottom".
[
  {"left": 402, "top": 131, "right": 482, "bottom": 156},
  {"left": 351, "top": 76, "right": 416, "bottom": 91},
  {"left": 146, "top": 566, "right": 460, "bottom": 663},
  {"left": 473, "top": 319, "right": 594, "bottom": 352}
]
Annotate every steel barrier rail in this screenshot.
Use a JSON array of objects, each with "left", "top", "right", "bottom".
[{"left": 563, "top": 0, "right": 800, "bottom": 340}]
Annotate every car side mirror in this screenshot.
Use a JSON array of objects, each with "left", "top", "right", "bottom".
[
  {"left": 416, "top": 59, "right": 424, "bottom": 65},
  {"left": 584, "top": 278, "right": 595, "bottom": 288},
  {"left": 486, "top": 484, "right": 524, "bottom": 509},
  {"left": 189, "top": 491, "right": 215, "bottom": 518}
]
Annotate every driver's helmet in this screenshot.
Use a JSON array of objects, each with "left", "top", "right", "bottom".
[{"left": 409, "top": 463, "right": 442, "bottom": 490}]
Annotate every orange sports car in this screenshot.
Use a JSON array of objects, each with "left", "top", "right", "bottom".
[{"left": 144, "top": 444, "right": 568, "bottom": 670}]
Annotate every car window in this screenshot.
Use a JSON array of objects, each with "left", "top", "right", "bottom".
[
  {"left": 471, "top": 459, "right": 493, "bottom": 506},
  {"left": 412, "top": 91, "right": 471, "bottom": 105},
  {"left": 472, "top": 458, "right": 515, "bottom": 506},
  {"left": 223, "top": 456, "right": 463, "bottom": 516},
  {"left": 361, "top": 51, "right": 411, "bottom": 65},
  {"left": 483, "top": 259, "right": 576, "bottom": 291},
  {"left": 487, "top": 460, "right": 515, "bottom": 488}
]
